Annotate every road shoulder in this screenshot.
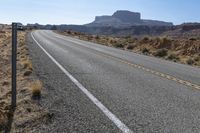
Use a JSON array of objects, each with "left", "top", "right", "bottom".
[{"left": 27, "top": 32, "right": 120, "bottom": 132}]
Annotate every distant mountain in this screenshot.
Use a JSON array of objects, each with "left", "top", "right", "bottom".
[
  {"left": 25, "top": 22, "right": 200, "bottom": 37},
  {"left": 25, "top": 11, "right": 200, "bottom": 37},
  {"left": 54, "top": 25, "right": 173, "bottom": 37},
  {"left": 85, "top": 10, "right": 173, "bottom": 27}
]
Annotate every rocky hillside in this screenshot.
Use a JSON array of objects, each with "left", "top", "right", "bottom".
[
  {"left": 85, "top": 10, "right": 173, "bottom": 27},
  {"left": 163, "top": 23, "right": 200, "bottom": 39}
]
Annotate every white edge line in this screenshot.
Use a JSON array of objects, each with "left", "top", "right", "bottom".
[{"left": 31, "top": 31, "right": 133, "bottom": 133}]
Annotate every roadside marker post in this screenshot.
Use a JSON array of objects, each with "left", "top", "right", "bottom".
[{"left": 11, "top": 23, "right": 17, "bottom": 109}]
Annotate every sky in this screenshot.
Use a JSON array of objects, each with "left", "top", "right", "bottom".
[{"left": 0, "top": 0, "right": 199, "bottom": 25}]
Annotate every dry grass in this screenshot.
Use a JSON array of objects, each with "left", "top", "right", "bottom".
[
  {"left": 167, "top": 53, "right": 180, "bottom": 61},
  {"left": 141, "top": 47, "right": 150, "bottom": 54},
  {"left": 113, "top": 43, "right": 124, "bottom": 48},
  {"left": 0, "top": 26, "right": 48, "bottom": 132},
  {"left": 126, "top": 44, "right": 135, "bottom": 50},
  {"left": 186, "top": 58, "right": 194, "bottom": 65},
  {"left": 154, "top": 48, "right": 168, "bottom": 57},
  {"left": 30, "top": 80, "right": 42, "bottom": 98},
  {"left": 21, "top": 59, "right": 33, "bottom": 70}
]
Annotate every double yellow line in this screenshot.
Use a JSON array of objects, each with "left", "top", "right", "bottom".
[
  {"left": 56, "top": 34, "right": 200, "bottom": 90},
  {"left": 99, "top": 52, "right": 200, "bottom": 90}
]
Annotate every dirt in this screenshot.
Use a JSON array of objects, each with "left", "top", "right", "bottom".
[{"left": 0, "top": 27, "right": 49, "bottom": 132}]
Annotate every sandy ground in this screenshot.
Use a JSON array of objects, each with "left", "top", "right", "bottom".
[{"left": 0, "top": 27, "right": 50, "bottom": 132}]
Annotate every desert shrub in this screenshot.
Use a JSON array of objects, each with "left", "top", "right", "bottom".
[
  {"left": 113, "top": 43, "right": 124, "bottom": 48},
  {"left": 109, "top": 39, "right": 117, "bottom": 44},
  {"left": 141, "top": 48, "right": 150, "bottom": 54},
  {"left": 158, "top": 37, "right": 172, "bottom": 49},
  {"left": 155, "top": 37, "right": 161, "bottom": 42},
  {"left": 74, "top": 32, "right": 78, "bottom": 35},
  {"left": 95, "top": 35, "right": 100, "bottom": 40},
  {"left": 128, "top": 37, "right": 138, "bottom": 43},
  {"left": 125, "top": 35, "right": 131, "bottom": 39},
  {"left": 141, "top": 36, "right": 150, "bottom": 43},
  {"left": 87, "top": 36, "right": 93, "bottom": 41},
  {"left": 143, "top": 37, "right": 149, "bottom": 41},
  {"left": 127, "top": 44, "right": 135, "bottom": 50},
  {"left": 154, "top": 48, "right": 168, "bottom": 57},
  {"left": 193, "top": 55, "right": 200, "bottom": 61},
  {"left": 31, "top": 80, "right": 42, "bottom": 99},
  {"left": 67, "top": 30, "right": 71, "bottom": 34},
  {"left": 189, "top": 37, "right": 197, "bottom": 41},
  {"left": 186, "top": 58, "right": 194, "bottom": 65},
  {"left": 161, "top": 37, "right": 171, "bottom": 44},
  {"left": 167, "top": 53, "right": 179, "bottom": 60}
]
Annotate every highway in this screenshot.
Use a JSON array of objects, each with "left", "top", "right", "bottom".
[{"left": 28, "top": 30, "right": 200, "bottom": 132}]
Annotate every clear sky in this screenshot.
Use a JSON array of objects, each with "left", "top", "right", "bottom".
[{"left": 0, "top": 0, "right": 199, "bottom": 25}]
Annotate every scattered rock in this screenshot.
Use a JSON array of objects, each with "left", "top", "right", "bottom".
[
  {"left": 26, "top": 108, "right": 31, "bottom": 113},
  {"left": 47, "top": 112, "right": 54, "bottom": 120},
  {"left": 23, "top": 70, "right": 32, "bottom": 76},
  {"left": 2, "top": 81, "right": 9, "bottom": 86}
]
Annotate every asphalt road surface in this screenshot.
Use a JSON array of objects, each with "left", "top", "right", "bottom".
[{"left": 28, "top": 30, "right": 200, "bottom": 133}]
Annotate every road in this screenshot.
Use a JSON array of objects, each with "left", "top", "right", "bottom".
[{"left": 28, "top": 30, "right": 200, "bottom": 133}]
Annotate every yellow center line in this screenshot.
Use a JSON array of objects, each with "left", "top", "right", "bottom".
[
  {"left": 99, "top": 52, "right": 200, "bottom": 90},
  {"left": 55, "top": 35, "right": 200, "bottom": 90}
]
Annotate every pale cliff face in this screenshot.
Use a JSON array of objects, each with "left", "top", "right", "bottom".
[
  {"left": 88, "top": 10, "right": 173, "bottom": 27},
  {"left": 112, "top": 10, "right": 141, "bottom": 23}
]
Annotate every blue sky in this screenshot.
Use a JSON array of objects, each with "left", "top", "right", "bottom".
[{"left": 0, "top": 0, "right": 199, "bottom": 25}]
